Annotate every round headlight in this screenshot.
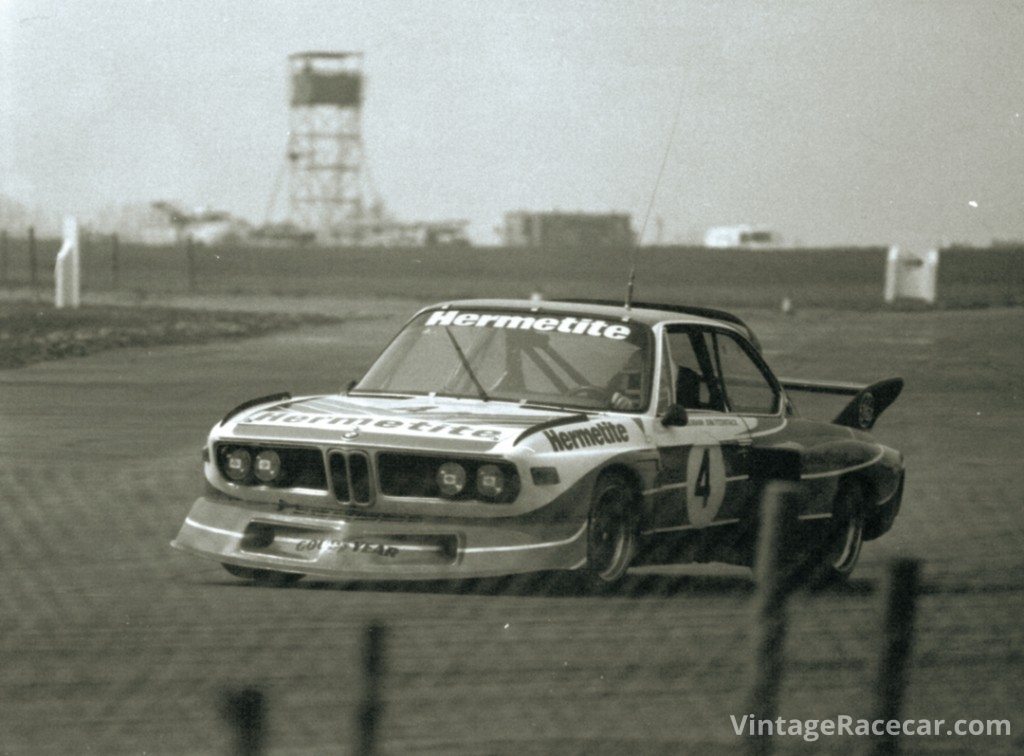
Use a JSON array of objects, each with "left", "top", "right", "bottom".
[
  {"left": 436, "top": 462, "right": 467, "bottom": 497},
  {"left": 224, "top": 448, "right": 252, "bottom": 482},
  {"left": 253, "top": 449, "right": 282, "bottom": 483},
  {"left": 476, "top": 464, "right": 505, "bottom": 499}
]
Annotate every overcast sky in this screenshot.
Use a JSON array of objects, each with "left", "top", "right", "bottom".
[{"left": 2, "top": 0, "right": 1022, "bottom": 245}]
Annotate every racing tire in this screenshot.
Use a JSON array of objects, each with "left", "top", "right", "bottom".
[
  {"left": 221, "top": 563, "right": 304, "bottom": 587},
  {"left": 791, "top": 479, "right": 866, "bottom": 588},
  {"left": 584, "top": 473, "right": 638, "bottom": 586}
]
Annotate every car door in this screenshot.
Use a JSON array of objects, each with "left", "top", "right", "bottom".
[
  {"left": 709, "top": 327, "right": 786, "bottom": 438},
  {"left": 699, "top": 327, "right": 788, "bottom": 521},
  {"left": 647, "top": 325, "right": 754, "bottom": 535}
]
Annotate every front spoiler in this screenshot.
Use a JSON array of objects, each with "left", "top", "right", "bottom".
[{"left": 171, "top": 496, "right": 589, "bottom": 580}]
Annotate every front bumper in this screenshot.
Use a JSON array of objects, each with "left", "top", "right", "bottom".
[{"left": 171, "top": 495, "right": 590, "bottom": 580}]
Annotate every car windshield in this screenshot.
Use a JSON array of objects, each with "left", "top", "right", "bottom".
[{"left": 354, "top": 308, "right": 654, "bottom": 412}]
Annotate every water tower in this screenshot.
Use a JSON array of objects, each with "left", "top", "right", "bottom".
[{"left": 286, "top": 51, "right": 366, "bottom": 242}]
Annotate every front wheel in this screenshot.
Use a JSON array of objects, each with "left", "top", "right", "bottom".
[
  {"left": 222, "top": 563, "right": 304, "bottom": 587},
  {"left": 585, "top": 473, "right": 638, "bottom": 585}
]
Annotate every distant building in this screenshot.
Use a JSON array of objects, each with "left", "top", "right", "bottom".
[
  {"left": 503, "top": 211, "right": 634, "bottom": 248},
  {"left": 359, "top": 219, "right": 470, "bottom": 248},
  {"left": 704, "top": 225, "right": 777, "bottom": 249}
]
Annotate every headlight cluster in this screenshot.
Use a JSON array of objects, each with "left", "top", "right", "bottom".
[
  {"left": 437, "top": 461, "right": 509, "bottom": 499},
  {"left": 215, "top": 444, "right": 327, "bottom": 490},
  {"left": 379, "top": 454, "right": 519, "bottom": 503},
  {"left": 223, "top": 448, "right": 283, "bottom": 483}
]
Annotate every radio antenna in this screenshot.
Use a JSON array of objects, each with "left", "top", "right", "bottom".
[{"left": 625, "top": 85, "right": 687, "bottom": 309}]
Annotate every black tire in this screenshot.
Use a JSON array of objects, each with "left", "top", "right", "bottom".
[
  {"left": 584, "top": 473, "right": 638, "bottom": 585},
  {"left": 820, "top": 480, "right": 866, "bottom": 580},
  {"left": 222, "top": 563, "right": 304, "bottom": 587},
  {"left": 793, "top": 479, "right": 866, "bottom": 588}
]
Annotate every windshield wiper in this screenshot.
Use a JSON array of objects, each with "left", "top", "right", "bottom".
[{"left": 443, "top": 327, "right": 490, "bottom": 402}]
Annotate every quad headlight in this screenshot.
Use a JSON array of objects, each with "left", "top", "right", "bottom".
[
  {"left": 224, "top": 448, "right": 252, "bottom": 482},
  {"left": 436, "top": 461, "right": 467, "bottom": 497},
  {"left": 375, "top": 454, "right": 521, "bottom": 503},
  {"left": 215, "top": 443, "right": 326, "bottom": 489},
  {"left": 475, "top": 464, "right": 506, "bottom": 499},
  {"left": 253, "top": 449, "right": 282, "bottom": 483}
]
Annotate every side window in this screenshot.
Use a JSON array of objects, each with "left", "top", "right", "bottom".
[
  {"left": 665, "top": 327, "right": 726, "bottom": 411},
  {"left": 714, "top": 332, "right": 778, "bottom": 414}
]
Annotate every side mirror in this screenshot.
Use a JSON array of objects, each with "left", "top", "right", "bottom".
[
  {"left": 661, "top": 403, "right": 689, "bottom": 427},
  {"left": 344, "top": 379, "right": 357, "bottom": 394}
]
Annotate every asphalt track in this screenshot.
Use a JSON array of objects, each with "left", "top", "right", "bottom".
[{"left": 0, "top": 298, "right": 1021, "bottom": 754}]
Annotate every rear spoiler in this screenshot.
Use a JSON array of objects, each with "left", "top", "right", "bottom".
[{"left": 779, "top": 377, "right": 903, "bottom": 430}]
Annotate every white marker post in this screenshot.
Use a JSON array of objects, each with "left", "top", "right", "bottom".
[
  {"left": 55, "top": 216, "right": 81, "bottom": 309},
  {"left": 884, "top": 246, "right": 938, "bottom": 304}
]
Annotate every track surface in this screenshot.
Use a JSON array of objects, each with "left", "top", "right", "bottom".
[{"left": 1, "top": 299, "right": 1021, "bottom": 754}]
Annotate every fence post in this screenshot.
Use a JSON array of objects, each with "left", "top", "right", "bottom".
[
  {"left": 744, "top": 481, "right": 799, "bottom": 756},
  {"left": 355, "top": 622, "right": 387, "bottom": 756},
  {"left": 870, "top": 558, "right": 921, "bottom": 756},
  {"left": 0, "top": 230, "right": 7, "bottom": 284},
  {"left": 186, "top": 235, "right": 197, "bottom": 293},
  {"left": 111, "top": 233, "right": 120, "bottom": 289},
  {"left": 222, "top": 687, "right": 266, "bottom": 756},
  {"left": 28, "top": 226, "right": 37, "bottom": 297}
]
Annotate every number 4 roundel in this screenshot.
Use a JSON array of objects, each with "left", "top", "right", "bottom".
[{"left": 685, "top": 445, "right": 726, "bottom": 527}]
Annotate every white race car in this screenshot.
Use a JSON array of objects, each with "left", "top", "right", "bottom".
[{"left": 172, "top": 299, "right": 904, "bottom": 586}]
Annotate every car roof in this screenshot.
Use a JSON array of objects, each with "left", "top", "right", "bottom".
[{"left": 425, "top": 298, "right": 761, "bottom": 348}]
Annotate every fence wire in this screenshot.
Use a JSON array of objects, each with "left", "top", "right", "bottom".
[
  {"left": 1, "top": 233, "right": 1022, "bottom": 754},
  {"left": 1, "top": 457, "right": 1020, "bottom": 754}
]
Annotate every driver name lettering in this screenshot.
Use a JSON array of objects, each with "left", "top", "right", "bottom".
[
  {"left": 426, "top": 310, "right": 631, "bottom": 340},
  {"left": 545, "top": 422, "right": 629, "bottom": 452}
]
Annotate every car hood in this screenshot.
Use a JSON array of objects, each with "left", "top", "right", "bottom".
[{"left": 220, "top": 393, "right": 576, "bottom": 453}]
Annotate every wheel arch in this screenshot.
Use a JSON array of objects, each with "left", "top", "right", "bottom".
[
  {"left": 597, "top": 463, "right": 643, "bottom": 502},
  {"left": 839, "top": 471, "right": 874, "bottom": 503}
]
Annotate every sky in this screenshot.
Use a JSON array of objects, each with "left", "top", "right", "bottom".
[{"left": 2, "top": 0, "right": 1023, "bottom": 245}]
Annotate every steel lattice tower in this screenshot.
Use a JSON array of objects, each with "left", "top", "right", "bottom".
[{"left": 286, "top": 51, "right": 366, "bottom": 242}]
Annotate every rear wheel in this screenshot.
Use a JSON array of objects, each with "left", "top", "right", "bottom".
[
  {"left": 585, "top": 473, "right": 638, "bottom": 585},
  {"left": 222, "top": 563, "right": 304, "bottom": 587},
  {"left": 821, "top": 481, "right": 866, "bottom": 579},
  {"left": 794, "top": 480, "right": 866, "bottom": 587}
]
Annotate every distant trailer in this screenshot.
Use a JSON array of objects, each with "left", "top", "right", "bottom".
[{"left": 704, "top": 225, "right": 776, "bottom": 249}]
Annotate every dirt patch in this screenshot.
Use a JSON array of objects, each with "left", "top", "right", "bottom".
[{"left": 0, "top": 302, "right": 342, "bottom": 369}]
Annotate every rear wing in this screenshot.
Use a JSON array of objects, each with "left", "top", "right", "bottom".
[{"left": 779, "top": 377, "right": 903, "bottom": 430}]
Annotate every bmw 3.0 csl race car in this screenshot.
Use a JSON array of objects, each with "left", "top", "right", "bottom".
[{"left": 172, "top": 299, "right": 905, "bottom": 586}]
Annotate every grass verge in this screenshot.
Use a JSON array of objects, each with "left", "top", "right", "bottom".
[{"left": 0, "top": 302, "right": 341, "bottom": 369}]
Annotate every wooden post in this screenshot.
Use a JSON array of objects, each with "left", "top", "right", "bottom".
[
  {"left": 111, "top": 233, "right": 120, "bottom": 289},
  {"left": 186, "top": 235, "right": 197, "bottom": 293},
  {"left": 0, "top": 230, "right": 7, "bottom": 284},
  {"left": 28, "top": 226, "right": 37, "bottom": 296},
  {"left": 870, "top": 558, "right": 920, "bottom": 756},
  {"left": 744, "top": 481, "right": 799, "bottom": 756},
  {"left": 355, "top": 623, "right": 387, "bottom": 756},
  {"left": 222, "top": 687, "right": 266, "bottom": 756}
]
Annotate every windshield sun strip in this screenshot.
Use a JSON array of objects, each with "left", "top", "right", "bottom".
[{"left": 355, "top": 309, "right": 655, "bottom": 411}]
